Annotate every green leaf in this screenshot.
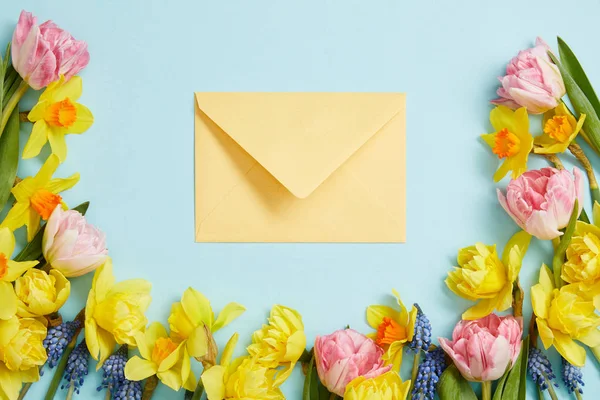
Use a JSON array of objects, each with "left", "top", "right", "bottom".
[
  {"left": 593, "top": 201, "right": 600, "bottom": 227},
  {"left": 438, "top": 364, "right": 477, "bottom": 400},
  {"left": 557, "top": 37, "right": 600, "bottom": 117},
  {"left": 549, "top": 52, "right": 600, "bottom": 153},
  {"left": 498, "top": 338, "right": 529, "bottom": 400},
  {"left": 579, "top": 207, "right": 591, "bottom": 224},
  {"left": 0, "top": 107, "right": 19, "bottom": 210},
  {"left": 13, "top": 202, "right": 90, "bottom": 262},
  {"left": 518, "top": 339, "right": 529, "bottom": 399},
  {"left": 492, "top": 368, "right": 510, "bottom": 400},
  {"left": 552, "top": 199, "right": 578, "bottom": 288}
]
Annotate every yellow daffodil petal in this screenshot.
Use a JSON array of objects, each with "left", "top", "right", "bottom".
[
  {"left": 97, "top": 326, "right": 117, "bottom": 369},
  {"left": 462, "top": 298, "right": 496, "bottom": 320},
  {"left": 502, "top": 231, "right": 530, "bottom": 276},
  {"left": 536, "top": 318, "right": 554, "bottom": 350},
  {"left": 392, "top": 289, "right": 409, "bottom": 322},
  {"left": 0, "top": 362, "right": 22, "bottom": 400},
  {"left": 33, "top": 154, "right": 60, "bottom": 185},
  {"left": 140, "top": 322, "right": 167, "bottom": 360},
  {"left": 48, "top": 131, "right": 68, "bottom": 162},
  {"left": 0, "top": 228, "right": 15, "bottom": 257},
  {"left": 187, "top": 325, "right": 208, "bottom": 358},
  {"left": 25, "top": 209, "right": 41, "bottom": 242},
  {"left": 221, "top": 333, "right": 239, "bottom": 367},
  {"left": 27, "top": 100, "right": 49, "bottom": 122},
  {"left": 125, "top": 356, "right": 157, "bottom": 381},
  {"left": 92, "top": 261, "right": 115, "bottom": 302},
  {"left": 69, "top": 104, "right": 94, "bottom": 134},
  {"left": 5, "top": 260, "right": 38, "bottom": 282},
  {"left": 212, "top": 302, "right": 246, "bottom": 332},
  {"left": 490, "top": 106, "right": 519, "bottom": 133},
  {"left": 22, "top": 121, "right": 50, "bottom": 159},
  {"left": 553, "top": 331, "right": 586, "bottom": 367},
  {"left": 514, "top": 107, "right": 530, "bottom": 136},
  {"left": 0, "top": 317, "right": 19, "bottom": 347},
  {"left": 0, "top": 282, "right": 17, "bottom": 320},
  {"left": 539, "top": 264, "right": 555, "bottom": 295},
  {"left": 531, "top": 284, "right": 550, "bottom": 320},
  {"left": 85, "top": 313, "right": 100, "bottom": 360},
  {"left": 384, "top": 341, "right": 404, "bottom": 372},
  {"left": 183, "top": 369, "right": 196, "bottom": 392},
  {"left": 202, "top": 365, "right": 226, "bottom": 400},
  {"left": 180, "top": 348, "right": 194, "bottom": 388},
  {"left": 366, "top": 305, "right": 401, "bottom": 330},
  {"left": 158, "top": 342, "right": 183, "bottom": 373},
  {"left": 55, "top": 76, "right": 83, "bottom": 102},
  {"left": 0, "top": 203, "right": 29, "bottom": 233},
  {"left": 9, "top": 179, "right": 35, "bottom": 204},
  {"left": 45, "top": 173, "right": 80, "bottom": 194},
  {"left": 493, "top": 159, "right": 513, "bottom": 182},
  {"left": 181, "top": 287, "right": 214, "bottom": 328},
  {"left": 578, "top": 327, "right": 600, "bottom": 347},
  {"left": 406, "top": 306, "right": 417, "bottom": 342},
  {"left": 481, "top": 133, "right": 496, "bottom": 149},
  {"left": 496, "top": 283, "right": 513, "bottom": 312}
]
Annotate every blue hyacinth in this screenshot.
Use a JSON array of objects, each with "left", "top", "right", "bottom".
[
  {"left": 112, "top": 379, "right": 143, "bottom": 400},
  {"left": 61, "top": 339, "right": 90, "bottom": 394},
  {"left": 408, "top": 304, "right": 432, "bottom": 353},
  {"left": 97, "top": 344, "right": 128, "bottom": 393},
  {"left": 411, "top": 347, "right": 447, "bottom": 400},
  {"left": 527, "top": 348, "right": 558, "bottom": 391},
  {"left": 43, "top": 320, "right": 81, "bottom": 369},
  {"left": 562, "top": 358, "right": 584, "bottom": 394}
]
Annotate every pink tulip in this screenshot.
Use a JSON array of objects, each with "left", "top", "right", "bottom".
[
  {"left": 314, "top": 329, "right": 391, "bottom": 396},
  {"left": 42, "top": 206, "right": 108, "bottom": 278},
  {"left": 498, "top": 167, "right": 583, "bottom": 240},
  {"left": 492, "top": 37, "right": 565, "bottom": 114},
  {"left": 439, "top": 314, "right": 523, "bottom": 382},
  {"left": 11, "top": 10, "right": 89, "bottom": 90}
]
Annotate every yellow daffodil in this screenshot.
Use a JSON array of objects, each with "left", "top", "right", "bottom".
[
  {"left": 534, "top": 103, "right": 585, "bottom": 154},
  {"left": 85, "top": 258, "right": 152, "bottom": 367},
  {"left": 0, "top": 154, "right": 79, "bottom": 241},
  {"left": 124, "top": 322, "right": 195, "bottom": 391},
  {"left": 168, "top": 287, "right": 245, "bottom": 359},
  {"left": 0, "top": 316, "right": 45, "bottom": 400},
  {"left": 446, "top": 231, "right": 531, "bottom": 320},
  {"left": 202, "top": 333, "right": 284, "bottom": 400},
  {"left": 14, "top": 269, "right": 70, "bottom": 318},
  {"left": 247, "top": 305, "right": 306, "bottom": 386},
  {"left": 344, "top": 371, "right": 411, "bottom": 400},
  {"left": 24, "top": 76, "right": 94, "bottom": 162},
  {"left": 531, "top": 264, "right": 600, "bottom": 366},
  {"left": 366, "top": 290, "right": 417, "bottom": 371},
  {"left": 481, "top": 106, "right": 533, "bottom": 182},
  {"left": 0, "top": 228, "right": 38, "bottom": 320}
]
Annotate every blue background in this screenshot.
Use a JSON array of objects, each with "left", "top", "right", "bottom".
[{"left": 2, "top": 0, "right": 600, "bottom": 398}]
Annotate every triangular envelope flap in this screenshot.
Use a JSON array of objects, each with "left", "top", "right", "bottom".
[{"left": 195, "top": 92, "right": 404, "bottom": 198}]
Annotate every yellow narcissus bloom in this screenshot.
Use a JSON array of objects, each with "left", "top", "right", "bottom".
[
  {"left": 247, "top": 305, "right": 306, "bottom": 386},
  {"left": 366, "top": 290, "right": 417, "bottom": 371},
  {"left": 532, "top": 264, "right": 600, "bottom": 366},
  {"left": 14, "top": 269, "right": 70, "bottom": 318},
  {"left": 0, "top": 154, "right": 79, "bottom": 241},
  {"left": 562, "top": 220, "right": 600, "bottom": 307},
  {"left": 124, "top": 322, "right": 195, "bottom": 391},
  {"left": 85, "top": 258, "right": 152, "bottom": 367},
  {"left": 481, "top": 106, "right": 533, "bottom": 182},
  {"left": 0, "top": 228, "right": 38, "bottom": 320},
  {"left": 202, "top": 334, "right": 284, "bottom": 400},
  {"left": 344, "top": 371, "right": 411, "bottom": 400},
  {"left": 534, "top": 103, "right": 585, "bottom": 154},
  {"left": 0, "top": 316, "right": 46, "bottom": 399},
  {"left": 446, "top": 231, "right": 531, "bottom": 320},
  {"left": 168, "top": 287, "right": 245, "bottom": 358},
  {"left": 24, "top": 76, "right": 94, "bottom": 162}
]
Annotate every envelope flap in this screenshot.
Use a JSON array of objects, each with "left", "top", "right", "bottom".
[{"left": 195, "top": 92, "right": 404, "bottom": 198}]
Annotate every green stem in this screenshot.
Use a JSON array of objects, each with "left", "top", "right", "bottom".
[
  {"left": 576, "top": 390, "right": 583, "bottom": 400},
  {"left": 65, "top": 382, "right": 75, "bottom": 400},
  {"left": 104, "top": 390, "right": 111, "bottom": 400},
  {"left": 546, "top": 383, "right": 559, "bottom": 400},
  {"left": 569, "top": 143, "right": 600, "bottom": 205},
  {"left": 0, "top": 80, "right": 28, "bottom": 139},
  {"left": 44, "top": 327, "right": 82, "bottom": 400},
  {"left": 481, "top": 380, "right": 491, "bottom": 400},
  {"left": 409, "top": 351, "right": 420, "bottom": 394},
  {"left": 17, "top": 383, "right": 32, "bottom": 400},
  {"left": 190, "top": 379, "right": 205, "bottom": 400}
]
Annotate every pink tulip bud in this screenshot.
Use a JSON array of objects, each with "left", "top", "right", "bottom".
[
  {"left": 439, "top": 314, "right": 523, "bottom": 382},
  {"left": 314, "top": 329, "right": 391, "bottom": 396},
  {"left": 498, "top": 167, "right": 583, "bottom": 240},
  {"left": 11, "top": 10, "right": 89, "bottom": 90},
  {"left": 42, "top": 206, "right": 108, "bottom": 278},
  {"left": 492, "top": 38, "right": 565, "bottom": 114}
]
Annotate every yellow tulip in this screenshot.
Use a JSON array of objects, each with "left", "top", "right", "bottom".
[
  {"left": 202, "top": 334, "right": 283, "bottom": 400},
  {"left": 366, "top": 290, "right": 417, "bottom": 371},
  {"left": 534, "top": 103, "right": 585, "bottom": 154},
  {"left": 481, "top": 106, "right": 534, "bottom": 182},
  {"left": 0, "top": 316, "right": 47, "bottom": 371},
  {"left": 247, "top": 305, "right": 306, "bottom": 386},
  {"left": 562, "top": 221, "right": 600, "bottom": 308},
  {"left": 124, "top": 322, "right": 195, "bottom": 391},
  {"left": 344, "top": 371, "right": 411, "bottom": 400},
  {"left": 0, "top": 362, "right": 39, "bottom": 400},
  {"left": 446, "top": 231, "right": 531, "bottom": 320},
  {"left": 531, "top": 264, "right": 600, "bottom": 366},
  {"left": 24, "top": 76, "right": 94, "bottom": 162},
  {"left": 168, "top": 287, "right": 245, "bottom": 358},
  {"left": 0, "top": 154, "right": 79, "bottom": 241},
  {"left": 85, "top": 258, "right": 152, "bottom": 367},
  {"left": 14, "top": 269, "right": 70, "bottom": 318}
]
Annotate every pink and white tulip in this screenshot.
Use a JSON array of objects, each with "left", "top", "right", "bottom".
[
  {"left": 492, "top": 37, "right": 565, "bottom": 114},
  {"left": 439, "top": 314, "right": 523, "bottom": 382},
  {"left": 314, "top": 329, "right": 391, "bottom": 396},
  {"left": 498, "top": 167, "right": 583, "bottom": 240},
  {"left": 11, "top": 10, "right": 89, "bottom": 90},
  {"left": 43, "top": 206, "right": 108, "bottom": 278}
]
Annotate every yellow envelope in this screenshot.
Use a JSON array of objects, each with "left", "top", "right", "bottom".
[{"left": 194, "top": 93, "right": 406, "bottom": 242}]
